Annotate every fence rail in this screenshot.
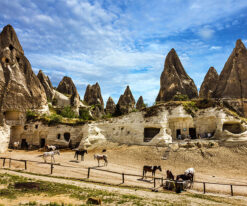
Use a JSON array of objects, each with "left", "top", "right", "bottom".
[{"left": 0, "top": 157, "right": 247, "bottom": 196}]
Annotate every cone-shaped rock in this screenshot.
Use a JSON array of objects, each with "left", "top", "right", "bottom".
[
  {"left": 37, "top": 70, "right": 54, "bottom": 101},
  {"left": 156, "top": 48, "right": 198, "bottom": 102},
  {"left": 136, "top": 96, "right": 145, "bottom": 110},
  {"left": 199, "top": 67, "right": 219, "bottom": 98},
  {"left": 215, "top": 39, "right": 247, "bottom": 98},
  {"left": 57, "top": 76, "right": 78, "bottom": 96},
  {"left": 117, "top": 86, "right": 135, "bottom": 114},
  {"left": 0, "top": 25, "right": 47, "bottom": 112},
  {"left": 84, "top": 82, "right": 104, "bottom": 107},
  {"left": 105, "top": 97, "right": 116, "bottom": 115}
]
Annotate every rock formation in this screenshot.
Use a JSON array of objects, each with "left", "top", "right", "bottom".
[
  {"left": 0, "top": 24, "right": 47, "bottom": 113},
  {"left": 37, "top": 70, "right": 54, "bottom": 101},
  {"left": 57, "top": 76, "right": 78, "bottom": 96},
  {"left": 199, "top": 67, "right": 219, "bottom": 98},
  {"left": 84, "top": 82, "right": 104, "bottom": 117},
  {"left": 215, "top": 39, "right": 247, "bottom": 98},
  {"left": 117, "top": 86, "right": 135, "bottom": 114},
  {"left": 156, "top": 48, "right": 198, "bottom": 102},
  {"left": 84, "top": 82, "right": 104, "bottom": 107},
  {"left": 136, "top": 96, "right": 145, "bottom": 110},
  {"left": 105, "top": 97, "right": 116, "bottom": 115}
]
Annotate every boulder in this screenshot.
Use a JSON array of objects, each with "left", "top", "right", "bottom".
[
  {"left": 105, "top": 96, "right": 116, "bottom": 115},
  {"left": 57, "top": 76, "right": 77, "bottom": 96},
  {"left": 0, "top": 25, "right": 47, "bottom": 113},
  {"left": 136, "top": 96, "right": 145, "bottom": 110},
  {"left": 156, "top": 48, "right": 198, "bottom": 102},
  {"left": 37, "top": 70, "right": 54, "bottom": 101},
  {"left": 117, "top": 86, "right": 135, "bottom": 114},
  {"left": 199, "top": 67, "right": 219, "bottom": 98},
  {"left": 215, "top": 39, "right": 247, "bottom": 98}
]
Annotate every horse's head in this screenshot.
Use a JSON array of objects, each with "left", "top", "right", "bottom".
[
  {"left": 85, "top": 150, "right": 88, "bottom": 154},
  {"left": 157, "top": 166, "right": 162, "bottom": 172}
]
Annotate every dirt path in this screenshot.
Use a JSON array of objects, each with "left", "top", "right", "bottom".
[{"left": 1, "top": 169, "right": 246, "bottom": 205}]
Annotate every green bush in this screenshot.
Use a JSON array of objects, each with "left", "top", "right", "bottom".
[
  {"left": 26, "top": 110, "right": 38, "bottom": 121},
  {"left": 60, "top": 106, "right": 77, "bottom": 118},
  {"left": 49, "top": 114, "right": 62, "bottom": 124},
  {"left": 172, "top": 94, "right": 189, "bottom": 101},
  {"left": 183, "top": 101, "right": 198, "bottom": 117},
  {"left": 79, "top": 108, "right": 92, "bottom": 120}
]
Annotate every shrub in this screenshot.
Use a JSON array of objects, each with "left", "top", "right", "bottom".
[
  {"left": 172, "top": 94, "right": 189, "bottom": 101},
  {"left": 79, "top": 108, "right": 92, "bottom": 120},
  {"left": 182, "top": 101, "right": 198, "bottom": 117},
  {"left": 60, "top": 106, "right": 77, "bottom": 118},
  {"left": 49, "top": 114, "right": 62, "bottom": 124},
  {"left": 26, "top": 110, "right": 38, "bottom": 121}
]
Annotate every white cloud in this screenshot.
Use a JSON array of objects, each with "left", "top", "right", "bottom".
[
  {"left": 210, "top": 46, "right": 222, "bottom": 50},
  {"left": 198, "top": 27, "right": 215, "bottom": 39}
]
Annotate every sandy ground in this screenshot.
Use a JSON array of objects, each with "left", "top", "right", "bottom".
[
  {"left": 0, "top": 143, "right": 247, "bottom": 196},
  {"left": 1, "top": 169, "right": 247, "bottom": 206}
]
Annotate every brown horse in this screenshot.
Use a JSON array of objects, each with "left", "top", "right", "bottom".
[
  {"left": 166, "top": 170, "right": 174, "bottom": 180},
  {"left": 142, "top": 165, "right": 162, "bottom": 179}
]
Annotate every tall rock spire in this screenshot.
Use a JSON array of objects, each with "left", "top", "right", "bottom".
[
  {"left": 117, "top": 86, "right": 135, "bottom": 114},
  {"left": 156, "top": 48, "right": 198, "bottom": 102},
  {"left": 214, "top": 39, "right": 247, "bottom": 98},
  {"left": 199, "top": 67, "right": 219, "bottom": 98}
]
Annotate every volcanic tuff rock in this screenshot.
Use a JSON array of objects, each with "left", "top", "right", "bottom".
[
  {"left": 199, "top": 67, "right": 219, "bottom": 98},
  {"left": 136, "top": 96, "right": 145, "bottom": 110},
  {"left": 156, "top": 48, "right": 198, "bottom": 102},
  {"left": 84, "top": 82, "right": 104, "bottom": 107},
  {"left": 57, "top": 76, "right": 78, "bottom": 96},
  {"left": 215, "top": 39, "right": 247, "bottom": 98},
  {"left": 37, "top": 70, "right": 54, "bottom": 101},
  {"left": 105, "top": 97, "right": 116, "bottom": 115},
  {"left": 0, "top": 25, "right": 47, "bottom": 112},
  {"left": 117, "top": 86, "right": 135, "bottom": 114}
]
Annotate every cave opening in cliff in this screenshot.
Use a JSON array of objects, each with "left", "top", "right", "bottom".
[
  {"left": 144, "top": 128, "right": 160, "bottom": 142},
  {"left": 223, "top": 122, "right": 242, "bottom": 134},
  {"left": 9, "top": 44, "right": 14, "bottom": 51},
  {"left": 40, "top": 138, "right": 45, "bottom": 148},
  {"left": 64, "top": 132, "right": 70, "bottom": 141}
]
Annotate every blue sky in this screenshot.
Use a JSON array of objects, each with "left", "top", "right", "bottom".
[{"left": 1, "top": 0, "right": 247, "bottom": 105}]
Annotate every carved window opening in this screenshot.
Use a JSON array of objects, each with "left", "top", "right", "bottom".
[
  {"left": 35, "top": 125, "right": 38, "bottom": 129},
  {"left": 9, "top": 44, "right": 14, "bottom": 51},
  {"left": 223, "top": 123, "right": 242, "bottom": 134},
  {"left": 57, "top": 134, "right": 61, "bottom": 139}
]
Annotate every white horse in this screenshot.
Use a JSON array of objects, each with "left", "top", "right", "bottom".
[
  {"left": 40, "top": 150, "right": 60, "bottom": 163},
  {"left": 184, "top": 168, "right": 195, "bottom": 188},
  {"left": 46, "top": 145, "right": 56, "bottom": 151},
  {"left": 94, "top": 154, "right": 108, "bottom": 166},
  {"left": 13, "top": 141, "right": 19, "bottom": 150}
]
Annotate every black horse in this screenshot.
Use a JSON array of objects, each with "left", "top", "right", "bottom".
[
  {"left": 142, "top": 165, "right": 162, "bottom": 179},
  {"left": 176, "top": 173, "right": 194, "bottom": 188},
  {"left": 74, "top": 149, "right": 88, "bottom": 161},
  {"left": 166, "top": 170, "right": 174, "bottom": 180}
]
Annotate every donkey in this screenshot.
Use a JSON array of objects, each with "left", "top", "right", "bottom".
[
  {"left": 94, "top": 154, "right": 108, "bottom": 166},
  {"left": 166, "top": 170, "right": 175, "bottom": 180},
  {"left": 142, "top": 165, "right": 162, "bottom": 179},
  {"left": 74, "top": 149, "right": 87, "bottom": 161}
]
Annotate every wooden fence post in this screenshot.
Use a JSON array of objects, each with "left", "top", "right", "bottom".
[
  {"left": 122, "top": 173, "right": 125, "bottom": 184},
  {"left": 24, "top": 160, "right": 27, "bottom": 170},
  {"left": 9, "top": 158, "right": 11, "bottom": 168},
  {"left": 87, "top": 168, "right": 90, "bottom": 178},
  {"left": 230, "top": 185, "right": 233, "bottom": 196},
  {"left": 2, "top": 158, "right": 6, "bottom": 167},
  {"left": 50, "top": 164, "right": 54, "bottom": 174},
  {"left": 161, "top": 177, "right": 164, "bottom": 186},
  {"left": 203, "top": 182, "right": 206, "bottom": 194},
  {"left": 154, "top": 178, "right": 156, "bottom": 188}
]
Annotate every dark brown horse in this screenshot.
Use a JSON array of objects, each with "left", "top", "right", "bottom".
[
  {"left": 166, "top": 170, "right": 174, "bottom": 180},
  {"left": 142, "top": 165, "right": 162, "bottom": 179},
  {"left": 176, "top": 173, "right": 194, "bottom": 188},
  {"left": 74, "top": 149, "right": 87, "bottom": 161}
]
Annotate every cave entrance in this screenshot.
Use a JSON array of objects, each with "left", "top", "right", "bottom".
[
  {"left": 144, "top": 128, "right": 160, "bottom": 142},
  {"left": 223, "top": 123, "right": 242, "bottom": 134},
  {"left": 40, "top": 138, "right": 46, "bottom": 148},
  {"left": 21, "top": 139, "right": 28, "bottom": 150},
  {"left": 176, "top": 129, "right": 181, "bottom": 139},
  {"left": 189, "top": 128, "right": 197, "bottom": 139},
  {"left": 64, "top": 132, "right": 70, "bottom": 142}
]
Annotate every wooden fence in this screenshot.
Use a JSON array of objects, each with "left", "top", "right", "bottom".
[{"left": 0, "top": 157, "right": 246, "bottom": 196}]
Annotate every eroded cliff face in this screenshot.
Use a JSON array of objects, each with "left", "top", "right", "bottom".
[
  {"left": 0, "top": 25, "right": 48, "bottom": 113},
  {"left": 105, "top": 97, "right": 116, "bottom": 115},
  {"left": 37, "top": 70, "right": 54, "bottom": 101},
  {"left": 0, "top": 123, "right": 10, "bottom": 153},
  {"left": 156, "top": 48, "right": 198, "bottom": 102}
]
